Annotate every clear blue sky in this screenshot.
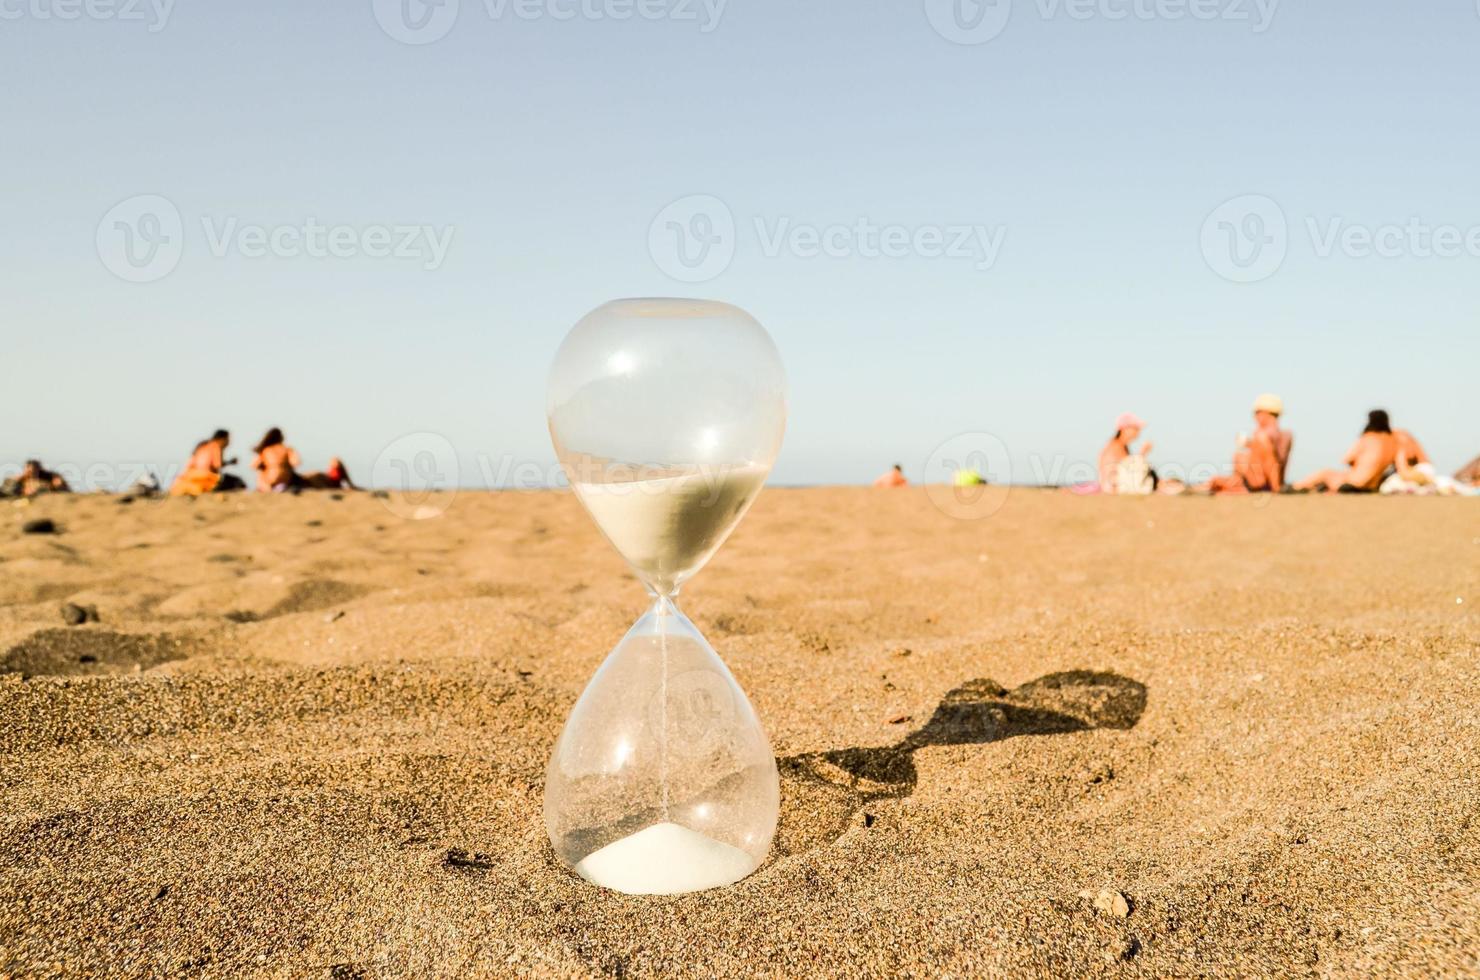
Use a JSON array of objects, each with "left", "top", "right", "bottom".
[{"left": 3, "top": 0, "right": 1478, "bottom": 489}]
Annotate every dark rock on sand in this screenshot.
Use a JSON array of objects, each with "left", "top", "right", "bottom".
[
  {"left": 21, "top": 518, "right": 58, "bottom": 535},
  {"left": 444, "top": 849, "right": 496, "bottom": 871},
  {"left": 60, "top": 603, "right": 100, "bottom": 626}
]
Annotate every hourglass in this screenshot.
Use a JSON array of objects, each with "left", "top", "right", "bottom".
[{"left": 543, "top": 298, "right": 786, "bottom": 895}]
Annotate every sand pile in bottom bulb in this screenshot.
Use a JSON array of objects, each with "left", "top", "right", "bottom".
[{"left": 574, "top": 822, "right": 757, "bottom": 895}]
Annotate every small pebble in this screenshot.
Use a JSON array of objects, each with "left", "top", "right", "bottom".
[
  {"left": 887, "top": 713, "right": 912, "bottom": 725},
  {"left": 324, "top": 611, "right": 345, "bottom": 624},
  {"left": 21, "top": 518, "right": 57, "bottom": 535},
  {"left": 60, "top": 603, "right": 99, "bottom": 626},
  {"left": 1094, "top": 888, "right": 1132, "bottom": 919}
]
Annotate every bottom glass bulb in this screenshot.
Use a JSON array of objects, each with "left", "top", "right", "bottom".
[{"left": 543, "top": 596, "right": 779, "bottom": 895}]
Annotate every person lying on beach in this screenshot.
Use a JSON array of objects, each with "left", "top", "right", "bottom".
[
  {"left": 252, "top": 428, "right": 302, "bottom": 492},
  {"left": 1292, "top": 409, "right": 1396, "bottom": 493},
  {"left": 170, "top": 430, "right": 243, "bottom": 496},
  {"left": 2, "top": 460, "right": 71, "bottom": 497},
  {"left": 299, "top": 457, "right": 358, "bottom": 491},
  {"left": 1202, "top": 394, "right": 1292, "bottom": 494},
  {"left": 1099, "top": 412, "right": 1155, "bottom": 494},
  {"left": 873, "top": 464, "right": 907, "bottom": 488}
]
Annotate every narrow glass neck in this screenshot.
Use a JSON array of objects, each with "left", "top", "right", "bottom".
[
  {"left": 647, "top": 593, "right": 680, "bottom": 617},
  {"left": 644, "top": 582, "right": 681, "bottom": 603}
]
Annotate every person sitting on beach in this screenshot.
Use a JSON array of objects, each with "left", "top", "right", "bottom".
[
  {"left": 1203, "top": 394, "right": 1293, "bottom": 494},
  {"left": 1456, "top": 454, "right": 1480, "bottom": 488},
  {"left": 3, "top": 459, "right": 71, "bottom": 497},
  {"left": 873, "top": 464, "right": 907, "bottom": 488},
  {"left": 170, "top": 430, "right": 243, "bottom": 496},
  {"left": 1380, "top": 429, "right": 1476, "bottom": 495},
  {"left": 252, "top": 428, "right": 302, "bottom": 492},
  {"left": 1292, "top": 409, "right": 1397, "bottom": 493},
  {"left": 299, "top": 457, "right": 358, "bottom": 491},
  {"left": 1099, "top": 413, "right": 1155, "bottom": 494}
]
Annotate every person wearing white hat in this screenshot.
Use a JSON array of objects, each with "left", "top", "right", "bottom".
[{"left": 1203, "top": 393, "right": 1292, "bottom": 494}]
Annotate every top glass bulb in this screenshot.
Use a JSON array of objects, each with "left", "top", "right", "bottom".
[{"left": 547, "top": 298, "right": 787, "bottom": 595}]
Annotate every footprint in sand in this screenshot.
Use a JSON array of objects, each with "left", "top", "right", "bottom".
[{"left": 0, "top": 629, "right": 198, "bottom": 679}]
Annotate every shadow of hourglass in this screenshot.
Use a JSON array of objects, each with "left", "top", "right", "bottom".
[{"left": 773, "top": 670, "right": 1148, "bottom": 857}]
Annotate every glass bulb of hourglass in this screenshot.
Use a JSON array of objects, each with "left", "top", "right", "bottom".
[{"left": 544, "top": 298, "right": 786, "bottom": 895}]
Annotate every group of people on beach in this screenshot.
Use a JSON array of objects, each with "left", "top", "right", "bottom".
[
  {"left": 871, "top": 394, "right": 1480, "bottom": 496},
  {"left": 3, "top": 428, "right": 356, "bottom": 499},
  {"left": 169, "top": 428, "right": 357, "bottom": 496},
  {"left": 8, "top": 405, "right": 1478, "bottom": 500},
  {"left": 1094, "top": 396, "right": 1479, "bottom": 496},
  {"left": 1092, "top": 396, "right": 1478, "bottom": 496}
]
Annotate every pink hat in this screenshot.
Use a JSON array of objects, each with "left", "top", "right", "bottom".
[{"left": 1115, "top": 412, "right": 1146, "bottom": 430}]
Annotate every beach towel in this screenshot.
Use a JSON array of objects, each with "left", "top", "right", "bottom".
[
  {"left": 170, "top": 469, "right": 221, "bottom": 497},
  {"left": 1381, "top": 463, "right": 1477, "bottom": 496}
]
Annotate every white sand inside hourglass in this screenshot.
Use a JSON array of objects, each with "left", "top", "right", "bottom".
[
  {"left": 574, "top": 463, "right": 768, "bottom": 591},
  {"left": 574, "top": 822, "right": 758, "bottom": 894}
]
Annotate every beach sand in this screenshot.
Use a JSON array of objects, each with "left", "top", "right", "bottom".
[{"left": 2, "top": 488, "right": 1477, "bottom": 976}]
